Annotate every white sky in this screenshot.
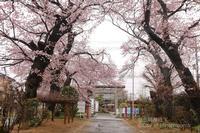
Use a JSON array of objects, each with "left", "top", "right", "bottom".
[{"left": 88, "top": 19, "right": 149, "bottom": 99}]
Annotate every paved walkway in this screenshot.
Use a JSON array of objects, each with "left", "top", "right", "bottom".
[{"left": 80, "top": 113, "right": 137, "bottom": 133}]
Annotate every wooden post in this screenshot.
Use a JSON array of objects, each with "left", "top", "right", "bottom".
[
  {"left": 86, "top": 102, "right": 90, "bottom": 119},
  {"left": 125, "top": 107, "right": 127, "bottom": 118},
  {"left": 64, "top": 104, "right": 67, "bottom": 124}
]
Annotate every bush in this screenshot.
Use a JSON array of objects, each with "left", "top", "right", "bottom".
[
  {"left": 193, "top": 124, "right": 200, "bottom": 132},
  {"left": 30, "top": 117, "right": 41, "bottom": 127},
  {"left": 24, "top": 99, "right": 49, "bottom": 127}
]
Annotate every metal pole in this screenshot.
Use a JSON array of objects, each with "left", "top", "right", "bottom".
[
  {"left": 130, "top": 100, "right": 132, "bottom": 119},
  {"left": 130, "top": 64, "right": 135, "bottom": 119},
  {"left": 132, "top": 65, "right": 135, "bottom": 118}
]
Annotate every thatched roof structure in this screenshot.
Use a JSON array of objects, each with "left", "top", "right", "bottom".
[{"left": 37, "top": 93, "right": 78, "bottom": 104}]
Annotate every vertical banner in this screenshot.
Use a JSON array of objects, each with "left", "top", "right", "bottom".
[
  {"left": 90, "top": 98, "right": 95, "bottom": 114},
  {"left": 78, "top": 101, "right": 85, "bottom": 113},
  {"left": 95, "top": 101, "right": 99, "bottom": 112}
]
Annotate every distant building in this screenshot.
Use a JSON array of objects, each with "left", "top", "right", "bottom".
[
  {"left": 0, "top": 73, "right": 21, "bottom": 102},
  {"left": 93, "top": 85, "right": 127, "bottom": 112}
]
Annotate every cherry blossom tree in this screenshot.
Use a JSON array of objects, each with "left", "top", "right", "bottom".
[
  {"left": 0, "top": 1, "right": 119, "bottom": 127},
  {"left": 36, "top": 46, "right": 117, "bottom": 122},
  {"left": 120, "top": 38, "right": 175, "bottom": 119},
  {"left": 142, "top": 0, "right": 200, "bottom": 122},
  {"left": 37, "top": 47, "right": 117, "bottom": 97},
  {"left": 0, "top": 0, "right": 116, "bottom": 99},
  {"left": 110, "top": 0, "right": 200, "bottom": 122}
]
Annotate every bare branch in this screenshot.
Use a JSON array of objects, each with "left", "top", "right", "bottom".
[
  {"left": 168, "top": 0, "right": 187, "bottom": 18},
  {"left": 72, "top": 51, "right": 103, "bottom": 63}
]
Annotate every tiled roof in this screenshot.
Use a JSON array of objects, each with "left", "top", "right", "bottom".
[{"left": 0, "top": 73, "right": 21, "bottom": 88}]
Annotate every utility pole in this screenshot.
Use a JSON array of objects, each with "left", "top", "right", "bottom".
[{"left": 130, "top": 64, "right": 135, "bottom": 119}]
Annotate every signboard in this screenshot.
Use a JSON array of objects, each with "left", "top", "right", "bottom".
[
  {"left": 122, "top": 108, "right": 125, "bottom": 114},
  {"left": 126, "top": 107, "right": 140, "bottom": 115},
  {"left": 135, "top": 108, "right": 140, "bottom": 115},
  {"left": 90, "top": 98, "right": 95, "bottom": 114},
  {"left": 78, "top": 101, "right": 85, "bottom": 113}
]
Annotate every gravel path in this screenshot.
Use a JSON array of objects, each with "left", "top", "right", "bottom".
[{"left": 80, "top": 113, "right": 137, "bottom": 133}]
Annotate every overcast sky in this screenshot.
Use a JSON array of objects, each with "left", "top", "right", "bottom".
[{"left": 88, "top": 19, "right": 149, "bottom": 99}]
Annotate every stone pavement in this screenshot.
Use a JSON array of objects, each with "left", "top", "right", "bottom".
[{"left": 79, "top": 113, "right": 138, "bottom": 133}]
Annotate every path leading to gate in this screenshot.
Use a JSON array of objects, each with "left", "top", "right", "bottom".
[{"left": 79, "top": 113, "right": 138, "bottom": 133}]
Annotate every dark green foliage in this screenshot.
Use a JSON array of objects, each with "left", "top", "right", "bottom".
[
  {"left": 172, "top": 93, "right": 199, "bottom": 126},
  {"left": 173, "top": 93, "right": 190, "bottom": 110},
  {"left": 25, "top": 99, "right": 40, "bottom": 127},
  {"left": 29, "top": 117, "right": 41, "bottom": 127},
  {"left": 146, "top": 92, "right": 199, "bottom": 126},
  {"left": 95, "top": 95, "right": 104, "bottom": 112},
  {"left": 25, "top": 99, "right": 49, "bottom": 127},
  {"left": 62, "top": 86, "right": 79, "bottom": 99}
]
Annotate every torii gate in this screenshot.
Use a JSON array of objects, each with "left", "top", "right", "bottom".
[{"left": 95, "top": 85, "right": 126, "bottom": 113}]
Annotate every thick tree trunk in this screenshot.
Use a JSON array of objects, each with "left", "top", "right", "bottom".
[
  {"left": 51, "top": 106, "right": 55, "bottom": 121},
  {"left": 49, "top": 31, "right": 74, "bottom": 93},
  {"left": 150, "top": 81, "right": 173, "bottom": 119},
  {"left": 47, "top": 103, "right": 56, "bottom": 121},
  {"left": 148, "top": 46, "right": 173, "bottom": 120},
  {"left": 143, "top": 2, "right": 200, "bottom": 122},
  {"left": 163, "top": 45, "right": 200, "bottom": 122},
  {"left": 148, "top": 37, "right": 200, "bottom": 123},
  {"left": 25, "top": 16, "right": 71, "bottom": 99},
  {"left": 155, "top": 43, "right": 200, "bottom": 120},
  {"left": 68, "top": 117, "right": 70, "bottom": 124},
  {"left": 25, "top": 55, "right": 49, "bottom": 98},
  {"left": 64, "top": 104, "right": 67, "bottom": 124},
  {"left": 158, "top": 82, "right": 173, "bottom": 120},
  {"left": 150, "top": 91, "right": 162, "bottom": 117},
  {"left": 71, "top": 117, "right": 74, "bottom": 123}
]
